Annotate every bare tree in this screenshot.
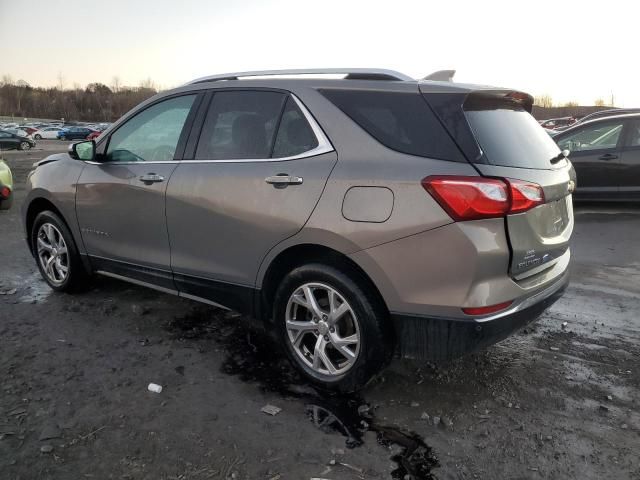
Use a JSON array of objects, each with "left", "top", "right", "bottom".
[
  {"left": 594, "top": 98, "right": 606, "bottom": 107},
  {"left": 1, "top": 74, "right": 14, "bottom": 86},
  {"left": 534, "top": 95, "right": 554, "bottom": 108},
  {"left": 57, "top": 72, "right": 66, "bottom": 91},
  {"left": 562, "top": 101, "right": 579, "bottom": 107},
  {"left": 111, "top": 76, "right": 121, "bottom": 93}
]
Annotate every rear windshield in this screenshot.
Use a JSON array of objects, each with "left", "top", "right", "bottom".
[
  {"left": 320, "top": 89, "right": 464, "bottom": 162},
  {"left": 465, "top": 99, "right": 560, "bottom": 169}
]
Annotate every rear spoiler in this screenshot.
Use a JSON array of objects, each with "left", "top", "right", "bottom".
[{"left": 463, "top": 90, "right": 534, "bottom": 114}]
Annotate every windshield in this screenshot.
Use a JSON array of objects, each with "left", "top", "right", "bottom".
[{"left": 465, "top": 101, "right": 561, "bottom": 169}]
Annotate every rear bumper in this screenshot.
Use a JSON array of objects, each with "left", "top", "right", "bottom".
[{"left": 391, "top": 269, "right": 569, "bottom": 362}]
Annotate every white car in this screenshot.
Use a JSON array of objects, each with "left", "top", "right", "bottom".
[{"left": 32, "top": 127, "right": 63, "bottom": 140}]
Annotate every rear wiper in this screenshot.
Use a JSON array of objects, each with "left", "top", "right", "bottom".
[{"left": 550, "top": 149, "right": 570, "bottom": 164}]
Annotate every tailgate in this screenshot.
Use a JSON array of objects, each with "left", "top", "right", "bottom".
[
  {"left": 474, "top": 163, "right": 574, "bottom": 279},
  {"left": 422, "top": 88, "right": 576, "bottom": 280}
]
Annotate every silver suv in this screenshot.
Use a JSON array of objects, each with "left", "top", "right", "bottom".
[{"left": 23, "top": 69, "right": 575, "bottom": 391}]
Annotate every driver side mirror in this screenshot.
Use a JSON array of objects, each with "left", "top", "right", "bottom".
[{"left": 69, "top": 140, "right": 95, "bottom": 161}]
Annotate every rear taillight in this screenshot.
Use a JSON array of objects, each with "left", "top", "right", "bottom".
[
  {"left": 507, "top": 179, "right": 545, "bottom": 213},
  {"left": 422, "top": 176, "right": 544, "bottom": 221},
  {"left": 0, "top": 186, "right": 10, "bottom": 199}
]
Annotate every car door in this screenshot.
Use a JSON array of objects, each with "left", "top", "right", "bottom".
[
  {"left": 0, "top": 131, "right": 18, "bottom": 150},
  {"left": 166, "top": 90, "right": 336, "bottom": 311},
  {"left": 618, "top": 118, "right": 640, "bottom": 199},
  {"left": 76, "top": 93, "right": 199, "bottom": 288},
  {"left": 556, "top": 119, "right": 625, "bottom": 198}
]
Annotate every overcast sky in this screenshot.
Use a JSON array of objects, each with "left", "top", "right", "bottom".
[{"left": 1, "top": 0, "right": 638, "bottom": 106}]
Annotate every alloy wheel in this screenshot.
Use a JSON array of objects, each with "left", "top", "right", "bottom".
[
  {"left": 285, "top": 282, "right": 360, "bottom": 377},
  {"left": 37, "top": 223, "right": 69, "bottom": 285}
]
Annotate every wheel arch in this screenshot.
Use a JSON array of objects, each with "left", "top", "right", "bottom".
[
  {"left": 259, "top": 243, "right": 389, "bottom": 324},
  {"left": 25, "top": 197, "right": 76, "bottom": 257}
]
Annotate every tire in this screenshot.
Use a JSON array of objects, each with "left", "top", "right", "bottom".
[
  {"left": 60, "top": 136, "right": 66, "bottom": 141},
  {"left": 273, "top": 263, "right": 393, "bottom": 392},
  {"left": 18, "top": 141, "right": 31, "bottom": 150},
  {"left": 31, "top": 210, "right": 90, "bottom": 292},
  {"left": 34, "top": 134, "right": 42, "bottom": 140}
]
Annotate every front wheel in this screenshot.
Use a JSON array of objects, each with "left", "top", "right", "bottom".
[
  {"left": 59, "top": 136, "right": 66, "bottom": 141},
  {"left": 273, "top": 263, "right": 393, "bottom": 392},
  {"left": 18, "top": 141, "right": 31, "bottom": 150},
  {"left": 34, "top": 134, "right": 42, "bottom": 140},
  {"left": 31, "top": 210, "right": 90, "bottom": 292}
]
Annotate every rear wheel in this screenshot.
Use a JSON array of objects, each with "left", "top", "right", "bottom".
[
  {"left": 60, "top": 136, "right": 66, "bottom": 141},
  {"left": 31, "top": 210, "right": 90, "bottom": 292},
  {"left": 273, "top": 263, "right": 392, "bottom": 392},
  {"left": 18, "top": 141, "right": 31, "bottom": 150},
  {"left": 34, "top": 134, "right": 42, "bottom": 140}
]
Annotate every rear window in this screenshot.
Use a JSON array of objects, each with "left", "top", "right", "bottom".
[
  {"left": 319, "top": 89, "right": 464, "bottom": 161},
  {"left": 465, "top": 99, "right": 560, "bottom": 169}
]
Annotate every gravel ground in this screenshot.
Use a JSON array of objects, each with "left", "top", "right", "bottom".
[{"left": 1, "top": 141, "right": 639, "bottom": 479}]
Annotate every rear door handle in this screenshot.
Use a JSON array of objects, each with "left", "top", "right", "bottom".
[
  {"left": 265, "top": 174, "right": 303, "bottom": 187},
  {"left": 599, "top": 153, "right": 618, "bottom": 160},
  {"left": 139, "top": 173, "right": 165, "bottom": 184}
]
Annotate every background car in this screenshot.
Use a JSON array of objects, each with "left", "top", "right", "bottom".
[
  {"left": 554, "top": 113, "right": 640, "bottom": 200},
  {"left": 33, "top": 127, "right": 64, "bottom": 139},
  {"left": 18, "top": 126, "right": 38, "bottom": 136},
  {"left": 0, "top": 158, "right": 13, "bottom": 210},
  {"left": 4, "top": 127, "right": 30, "bottom": 138},
  {"left": 57, "top": 127, "right": 97, "bottom": 141},
  {"left": 575, "top": 108, "right": 640, "bottom": 125},
  {"left": 87, "top": 130, "right": 102, "bottom": 141},
  {"left": 0, "top": 129, "right": 36, "bottom": 150},
  {"left": 539, "top": 116, "right": 576, "bottom": 130}
]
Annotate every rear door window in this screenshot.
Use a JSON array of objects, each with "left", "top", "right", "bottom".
[
  {"left": 319, "top": 89, "right": 464, "bottom": 161},
  {"left": 272, "top": 97, "right": 319, "bottom": 158},
  {"left": 195, "top": 91, "right": 286, "bottom": 160},
  {"left": 464, "top": 99, "right": 560, "bottom": 169}
]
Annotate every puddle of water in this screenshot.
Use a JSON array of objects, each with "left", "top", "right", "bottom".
[
  {"left": 166, "top": 306, "right": 440, "bottom": 480},
  {"left": 18, "top": 273, "right": 52, "bottom": 303}
]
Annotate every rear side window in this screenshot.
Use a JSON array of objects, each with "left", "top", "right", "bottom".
[
  {"left": 465, "top": 98, "right": 560, "bottom": 169},
  {"left": 272, "top": 97, "right": 319, "bottom": 158},
  {"left": 195, "top": 91, "right": 286, "bottom": 160},
  {"left": 319, "top": 89, "right": 464, "bottom": 161}
]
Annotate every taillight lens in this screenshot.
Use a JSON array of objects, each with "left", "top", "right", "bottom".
[
  {"left": 422, "top": 176, "right": 544, "bottom": 221},
  {"left": 462, "top": 301, "right": 513, "bottom": 316},
  {"left": 0, "top": 186, "right": 10, "bottom": 199},
  {"left": 507, "top": 179, "right": 545, "bottom": 213}
]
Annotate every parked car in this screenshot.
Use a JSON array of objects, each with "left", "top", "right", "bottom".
[
  {"left": 87, "top": 130, "right": 102, "bottom": 141},
  {"left": 22, "top": 68, "right": 574, "bottom": 391},
  {"left": 575, "top": 108, "right": 640, "bottom": 125},
  {"left": 0, "top": 129, "right": 36, "bottom": 150},
  {"left": 18, "top": 126, "right": 38, "bottom": 136},
  {"left": 554, "top": 113, "right": 640, "bottom": 200},
  {"left": 57, "top": 127, "right": 96, "bottom": 141},
  {"left": 5, "top": 128, "right": 30, "bottom": 138},
  {"left": 33, "top": 127, "right": 64, "bottom": 140},
  {"left": 0, "top": 158, "right": 13, "bottom": 210},
  {"left": 539, "top": 117, "right": 576, "bottom": 130}
]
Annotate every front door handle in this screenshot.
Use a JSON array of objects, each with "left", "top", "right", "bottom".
[
  {"left": 265, "top": 174, "right": 303, "bottom": 187},
  {"left": 139, "top": 173, "right": 165, "bottom": 184},
  {"left": 599, "top": 153, "right": 618, "bottom": 160}
]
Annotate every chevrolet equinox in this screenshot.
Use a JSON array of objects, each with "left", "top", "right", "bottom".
[{"left": 23, "top": 68, "right": 575, "bottom": 391}]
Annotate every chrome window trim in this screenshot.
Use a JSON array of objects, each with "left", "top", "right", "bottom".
[{"left": 86, "top": 94, "right": 334, "bottom": 166}]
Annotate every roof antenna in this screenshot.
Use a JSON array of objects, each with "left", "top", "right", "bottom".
[{"left": 422, "top": 70, "right": 456, "bottom": 82}]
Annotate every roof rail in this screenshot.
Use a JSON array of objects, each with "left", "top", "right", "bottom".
[
  {"left": 422, "top": 70, "right": 456, "bottom": 82},
  {"left": 186, "top": 68, "right": 414, "bottom": 85}
]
